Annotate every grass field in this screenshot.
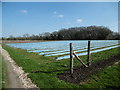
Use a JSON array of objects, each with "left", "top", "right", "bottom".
[
  {"left": 0, "top": 54, "right": 7, "bottom": 89},
  {"left": 78, "top": 61, "right": 120, "bottom": 88},
  {"left": 2, "top": 44, "right": 120, "bottom": 88},
  {"left": 0, "top": 54, "right": 2, "bottom": 89}
]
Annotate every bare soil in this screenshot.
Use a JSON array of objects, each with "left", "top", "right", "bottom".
[
  {"left": 1, "top": 40, "right": 74, "bottom": 44},
  {"left": 58, "top": 54, "right": 120, "bottom": 84},
  {"left": 1, "top": 40, "right": 55, "bottom": 44}
]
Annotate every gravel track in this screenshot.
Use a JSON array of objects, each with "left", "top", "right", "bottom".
[{"left": 0, "top": 44, "right": 38, "bottom": 88}]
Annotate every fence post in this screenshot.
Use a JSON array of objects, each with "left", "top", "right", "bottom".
[
  {"left": 87, "top": 41, "right": 91, "bottom": 66},
  {"left": 70, "top": 43, "right": 73, "bottom": 74}
]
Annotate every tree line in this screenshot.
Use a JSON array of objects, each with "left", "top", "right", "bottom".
[{"left": 2, "top": 26, "right": 120, "bottom": 40}]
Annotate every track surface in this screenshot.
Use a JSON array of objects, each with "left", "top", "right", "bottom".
[
  {"left": 0, "top": 45, "right": 24, "bottom": 88},
  {"left": 58, "top": 54, "right": 120, "bottom": 84},
  {"left": 0, "top": 45, "right": 37, "bottom": 88}
]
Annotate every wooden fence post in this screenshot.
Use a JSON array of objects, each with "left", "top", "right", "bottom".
[
  {"left": 70, "top": 43, "right": 73, "bottom": 74},
  {"left": 73, "top": 52, "right": 88, "bottom": 67},
  {"left": 87, "top": 41, "right": 91, "bottom": 66}
]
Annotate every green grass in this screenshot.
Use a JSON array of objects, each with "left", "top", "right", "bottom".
[
  {"left": 0, "top": 54, "right": 2, "bottom": 89},
  {"left": 81, "top": 62, "right": 120, "bottom": 88},
  {"left": 2, "top": 44, "right": 120, "bottom": 88},
  {"left": 0, "top": 54, "right": 7, "bottom": 89}
]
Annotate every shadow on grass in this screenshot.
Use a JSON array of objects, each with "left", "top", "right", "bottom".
[{"left": 30, "top": 69, "right": 69, "bottom": 74}]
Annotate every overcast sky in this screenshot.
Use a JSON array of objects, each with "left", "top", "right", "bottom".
[{"left": 2, "top": 2, "right": 119, "bottom": 37}]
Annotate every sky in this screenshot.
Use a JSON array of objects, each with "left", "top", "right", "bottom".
[
  {"left": 2, "top": 2, "right": 118, "bottom": 37},
  {"left": 2, "top": 0, "right": 120, "bottom": 2},
  {"left": 0, "top": 2, "right": 2, "bottom": 37}
]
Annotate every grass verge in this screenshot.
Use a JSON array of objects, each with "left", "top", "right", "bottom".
[
  {"left": 0, "top": 54, "right": 7, "bottom": 89},
  {"left": 0, "top": 54, "right": 2, "bottom": 89},
  {"left": 2, "top": 44, "right": 120, "bottom": 88}
]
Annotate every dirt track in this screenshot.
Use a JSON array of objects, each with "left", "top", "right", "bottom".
[
  {"left": 3, "top": 56, "right": 24, "bottom": 88},
  {"left": 58, "top": 54, "right": 120, "bottom": 84},
  {"left": 0, "top": 44, "right": 38, "bottom": 88}
]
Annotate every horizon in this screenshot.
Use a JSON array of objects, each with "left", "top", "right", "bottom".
[
  {"left": 1, "top": 25, "right": 119, "bottom": 38},
  {"left": 2, "top": 2, "right": 119, "bottom": 37}
]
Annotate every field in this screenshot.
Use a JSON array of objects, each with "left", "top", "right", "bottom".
[
  {"left": 2, "top": 41, "right": 120, "bottom": 88},
  {"left": 6, "top": 40, "right": 119, "bottom": 60},
  {"left": 58, "top": 54, "right": 120, "bottom": 85}
]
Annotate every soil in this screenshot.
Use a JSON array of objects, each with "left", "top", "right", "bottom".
[
  {"left": 57, "top": 54, "right": 120, "bottom": 84},
  {"left": 1, "top": 40, "right": 58, "bottom": 44},
  {"left": 1, "top": 40, "right": 49, "bottom": 44},
  {"left": 1, "top": 40, "right": 77, "bottom": 44}
]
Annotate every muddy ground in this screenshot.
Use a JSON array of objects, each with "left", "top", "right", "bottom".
[{"left": 58, "top": 54, "right": 120, "bottom": 84}]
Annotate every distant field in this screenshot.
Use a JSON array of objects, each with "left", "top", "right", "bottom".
[
  {"left": 6, "top": 40, "right": 119, "bottom": 60},
  {"left": 1, "top": 40, "right": 55, "bottom": 44},
  {"left": 2, "top": 44, "right": 120, "bottom": 88}
]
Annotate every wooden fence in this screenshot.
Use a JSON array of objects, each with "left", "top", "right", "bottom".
[{"left": 70, "top": 41, "right": 91, "bottom": 74}]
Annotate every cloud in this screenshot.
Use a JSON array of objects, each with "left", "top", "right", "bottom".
[
  {"left": 76, "top": 19, "right": 82, "bottom": 23},
  {"left": 53, "top": 11, "right": 57, "bottom": 14},
  {"left": 53, "top": 11, "right": 64, "bottom": 18},
  {"left": 20, "top": 10, "right": 28, "bottom": 14},
  {"left": 57, "top": 14, "right": 64, "bottom": 18}
]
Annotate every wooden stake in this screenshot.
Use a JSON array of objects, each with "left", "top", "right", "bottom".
[
  {"left": 87, "top": 41, "right": 91, "bottom": 66},
  {"left": 73, "top": 52, "right": 88, "bottom": 67},
  {"left": 70, "top": 43, "right": 73, "bottom": 74}
]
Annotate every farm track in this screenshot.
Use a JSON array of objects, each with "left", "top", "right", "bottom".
[
  {"left": 0, "top": 44, "right": 38, "bottom": 88},
  {"left": 58, "top": 53, "right": 120, "bottom": 84}
]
